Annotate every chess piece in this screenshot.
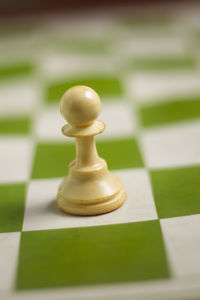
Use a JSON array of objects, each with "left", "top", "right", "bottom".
[{"left": 57, "top": 85, "right": 126, "bottom": 215}]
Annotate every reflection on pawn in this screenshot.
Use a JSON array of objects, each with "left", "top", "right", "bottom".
[{"left": 57, "top": 85, "right": 126, "bottom": 216}]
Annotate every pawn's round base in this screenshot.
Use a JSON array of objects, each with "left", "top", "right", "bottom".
[{"left": 57, "top": 187, "right": 126, "bottom": 216}]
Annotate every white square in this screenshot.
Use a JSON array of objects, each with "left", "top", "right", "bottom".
[
  {"left": 161, "top": 214, "right": 200, "bottom": 277},
  {"left": 35, "top": 106, "right": 66, "bottom": 142},
  {"left": 23, "top": 169, "right": 157, "bottom": 231},
  {"left": 127, "top": 71, "right": 200, "bottom": 104},
  {"left": 141, "top": 121, "right": 200, "bottom": 169},
  {"left": 0, "top": 232, "right": 21, "bottom": 291},
  {"left": 99, "top": 101, "right": 136, "bottom": 139},
  {"left": 35, "top": 101, "right": 135, "bottom": 141},
  {"left": 0, "top": 81, "right": 39, "bottom": 117},
  {"left": 114, "top": 35, "right": 187, "bottom": 58},
  {"left": 0, "top": 137, "right": 33, "bottom": 183},
  {"left": 39, "top": 53, "right": 116, "bottom": 80},
  {"left": 42, "top": 16, "right": 114, "bottom": 39}
]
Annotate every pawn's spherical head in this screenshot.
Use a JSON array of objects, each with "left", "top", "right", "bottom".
[{"left": 60, "top": 85, "right": 101, "bottom": 126}]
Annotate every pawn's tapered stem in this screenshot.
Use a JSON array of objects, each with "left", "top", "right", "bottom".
[{"left": 74, "top": 136, "right": 101, "bottom": 169}]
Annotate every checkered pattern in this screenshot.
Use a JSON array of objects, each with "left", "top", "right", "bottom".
[{"left": 0, "top": 5, "right": 200, "bottom": 300}]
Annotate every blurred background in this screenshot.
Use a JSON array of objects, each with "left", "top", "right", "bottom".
[{"left": 0, "top": 0, "right": 200, "bottom": 131}]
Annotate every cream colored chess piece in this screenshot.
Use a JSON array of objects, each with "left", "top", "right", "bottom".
[{"left": 57, "top": 85, "right": 126, "bottom": 215}]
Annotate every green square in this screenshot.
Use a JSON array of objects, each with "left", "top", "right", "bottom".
[
  {"left": 140, "top": 97, "right": 200, "bottom": 127},
  {"left": 0, "top": 62, "right": 34, "bottom": 80},
  {"left": 122, "top": 16, "right": 172, "bottom": 29},
  {"left": 31, "top": 138, "right": 144, "bottom": 179},
  {"left": 46, "top": 76, "right": 123, "bottom": 104},
  {"left": 31, "top": 143, "right": 75, "bottom": 179},
  {"left": 150, "top": 166, "right": 200, "bottom": 218},
  {"left": 58, "top": 38, "right": 108, "bottom": 54},
  {"left": 132, "top": 57, "right": 196, "bottom": 71},
  {"left": 0, "top": 117, "right": 31, "bottom": 134},
  {"left": 97, "top": 138, "right": 144, "bottom": 170},
  {"left": 0, "top": 183, "right": 26, "bottom": 233},
  {"left": 16, "top": 220, "right": 170, "bottom": 290}
]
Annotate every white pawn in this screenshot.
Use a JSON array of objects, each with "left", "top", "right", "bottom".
[{"left": 57, "top": 85, "right": 126, "bottom": 216}]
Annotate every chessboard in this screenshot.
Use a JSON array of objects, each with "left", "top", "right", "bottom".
[{"left": 0, "top": 4, "right": 200, "bottom": 300}]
